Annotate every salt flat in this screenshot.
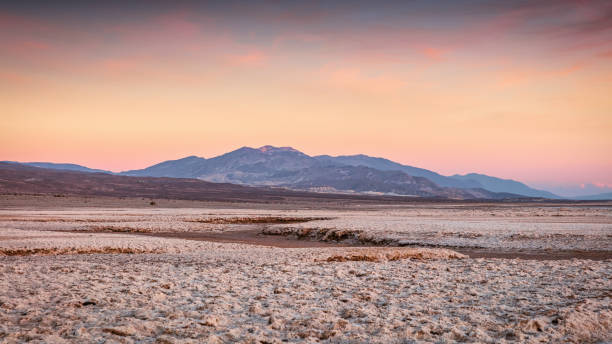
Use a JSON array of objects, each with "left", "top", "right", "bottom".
[
  {"left": 2, "top": 204, "right": 610, "bottom": 251},
  {"left": 0, "top": 200, "right": 610, "bottom": 343}
]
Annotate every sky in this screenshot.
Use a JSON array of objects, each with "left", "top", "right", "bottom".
[{"left": 1, "top": 0, "right": 611, "bottom": 196}]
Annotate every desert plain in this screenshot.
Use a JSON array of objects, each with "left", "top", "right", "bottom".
[{"left": 0, "top": 195, "right": 610, "bottom": 343}]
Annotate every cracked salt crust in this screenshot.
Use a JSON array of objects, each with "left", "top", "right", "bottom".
[
  {"left": 0, "top": 206, "right": 610, "bottom": 343},
  {"left": 4, "top": 205, "right": 610, "bottom": 250},
  {"left": 0, "top": 243, "right": 610, "bottom": 343}
]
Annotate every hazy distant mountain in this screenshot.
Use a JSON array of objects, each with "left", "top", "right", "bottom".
[
  {"left": 197, "top": 146, "right": 318, "bottom": 184},
  {"left": 120, "top": 146, "right": 319, "bottom": 184},
  {"left": 314, "top": 154, "right": 481, "bottom": 188},
  {"left": 313, "top": 154, "right": 557, "bottom": 198},
  {"left": 450, "top": 173, "right": 560, "bottom": 199},
  {"left": 120, "top": 156, "right": 206, "bottom": 178},
  {"left": 121, "top": 146, "right": 523, "bottom": 199},
  {"left": 0, "top": 161, "right": 515, "bottom": 200},
  {"left": 0, "top": 161, "right": 111, "bottom": 174},
  {"left": 278, "top": 165, "right": 513, "bottom": 199},
  {"left": 1, "top": 162, "right": 435, "bottom": 204},
  {"left": 570, "top": 192, "right": 612, "bottom": 201},
  {"left": 8, "top": 145, "right": 555, "bottom": 199},
  {"left": 536, "top": 183, "right": 612, "bottom": 198}
]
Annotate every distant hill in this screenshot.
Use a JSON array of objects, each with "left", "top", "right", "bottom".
[
  {"left": 450, "top": 173, "right": 560, "bottom": 199},
  {"left": 0, "top": 162, "right": 514, "bottom": 202},
  {"left": 313, "top": 154, "right": 480, "bottom": 188},
  {"left": 119, "top": 156, "right": 206, "bottom": 178},
  {"left": 195, "top": 146, "right": 317, "bottom": 184},
  {"left": 570, "top": 192, "right": 612, "bottom": 201},
  {"left": 121, "top": 146, "right": 319, "bottom": 184},
  {"left": 274, "top": 165, "right": 515, "bottom": 199},
  {"left": 121, "top": 146, "right": 524, "bottom": 199},
  {"left": 1, "top": 161, "right": 112, "bottom": 174},
  {"left": 314, "top": 154, "right": 558, "bottom": 198},
  {"left": 5, "top": 145, "right": 555, "bottom": 199}
]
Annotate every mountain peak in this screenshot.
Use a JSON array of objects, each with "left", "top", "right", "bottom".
[
  {"left": 257, "top": 145, "right": 300, "bottom": 154},
  {"left": 110, "top": 145, "right": 559, "bottom": 199}
]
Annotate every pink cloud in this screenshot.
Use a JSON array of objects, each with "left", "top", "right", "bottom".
[
  {"left": 272, "top": 33, "right": 324, "bottom": 48},
  {"left": 0, "top": 39, "right": 52, "bottom": 60},
  {"left": 156, "top": 10, "right": 203, "bottom": 37},
  {"left": 100, "top": 58, "right": 142, "bottom": 74},
  {"left": 225, "top": 50, "right": 267, "bottom": 66},
  {"left": 20, "top": 40, "right": 49, "bottom": 50},
  {"left": 0, "top": 12, "right": 53, "bottom": 32},
  {"left": 599, "top": 50, "right": 612, "bottom": 58},
  {"left": 419, "top": 47, "right": 448, "bottom": 61},
  {"left": 94, "top": 55, "right": 218, "bottom": 84},
  {"left": 495, "top": 61, "right": 587, "bottom": 87},
  {"left": 322, "top": 66, "right": 406, "bottom": 94},
  {"left": 0, "top": 71, "right": 31, "bottom": 84}
]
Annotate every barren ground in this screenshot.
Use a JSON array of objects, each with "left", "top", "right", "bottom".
[{"left": 0, "top": 195, "right": 610, "bottom": 343}]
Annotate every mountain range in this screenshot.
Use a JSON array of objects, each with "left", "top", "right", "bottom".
[
  {"left": 6, "top": 145, "right": 603, "bottom": 200},
  {"left": 0, "top": 162, "right": 436, "bottom": 204},
  {"left": 1, "top": 161, "right": 110, "bottom": 174},
  {"left": 117, "top": 146, "right": 557, "bottom": 199},
  {"left": 0, "top": 161, "right": 513, "bottom": 200},
  {"left": 569, "top": 192, "right": 612, "bottom": 201}
]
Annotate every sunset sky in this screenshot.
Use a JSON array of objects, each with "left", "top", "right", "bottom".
[{"left": 1, "top": 1, "right": 611, "bottom": 195}]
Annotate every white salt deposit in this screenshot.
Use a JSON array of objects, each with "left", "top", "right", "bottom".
[
  {"left": 0, "top": 205, "right": 610, "bottom": 343},
  {"left": 4, "top": 205, "right": 609, "bottom": 250}
]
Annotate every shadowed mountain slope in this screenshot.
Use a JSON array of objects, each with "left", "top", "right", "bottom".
[
  {"left": 314, "top": 155, "right": 558, "bottom": 198},
  {"left": 1, "top": 161, "right": 112, "bottom": 174},
  {"left": 119, "top": 156, "right": 207, "bottom": 178},
  {"left": 0, "top": 162, "right": 520, "bottom": 201},
  {"left": 570, "top": 192, "right": 612, "bottom": 201},
  {"left": 5, "top": 146, "right": 555, "bottom": 199},
  {"left": 121, "top": 146, "right": 554, "bottom": 198},
  {"left": 314, "top": 154, "right": 480, "bottom": 188},
  {"left": 450, "top": 173, "right": 559, "bottom": 199}
]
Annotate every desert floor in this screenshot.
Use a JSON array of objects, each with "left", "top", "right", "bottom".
[{"left": 0, "top": 195, "right": 610, "bottom": 343}]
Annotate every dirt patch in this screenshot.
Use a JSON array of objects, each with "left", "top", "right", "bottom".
[
  {"left": 0, "top": 246, "right": 164, "bottom": 256},
  {"left": 0, "top": 217, "right": 134, "bottom": 223},
  {"left": 186, "top": 216, "right": 333, "bottom": 224},
  {"left": 78, "top": 226, "right": 152, "bottom": 233},
  {"left": 262, "top": 226, "right": 394, "bottom": 245},
  {"left": 324, "top": 248, "right": 467, "bottom": 262},
  {"left": 128, "top": 229, "right": 361, "bottom": 248},
  {"left": 455, "top": 248, "right": 612, "bottom": 261},
  {"left": 126, "top": 229, "right": 612, "bottom": 260}
]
